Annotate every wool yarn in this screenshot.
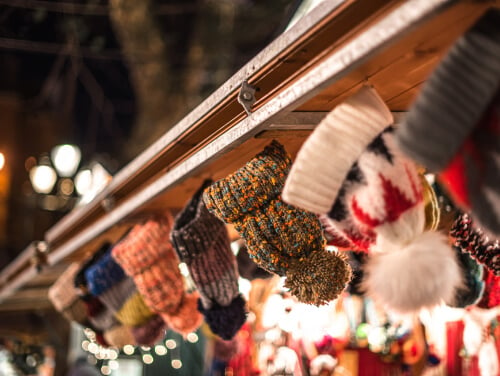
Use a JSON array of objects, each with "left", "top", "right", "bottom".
[
  {"left": 203, "top": 140, "right": 351, "bottom": 306},
  {"left": 98, "top": 277, "right": 137, "bottom": 313},
  {"left": 84, "top": 249, "right": 126, "bottom": 296},
  {"left": 114, "top": 292, "right": 155, "bottom": 327},
  {"left": 74, "top": 242, "right": 112, "bottom": 294},
  {"left": 451, "top": 212, "right": 500, "bottom": 275},
  {"left": 103, "top": 325, "right": 135, "bottom": 348},
  {"left": 131, "top": 315, "right": 166, "bottom": 346},
  {"left": 396, "top": 9, "right": 500, "bottom": 236},
  {"left": 282, "top": 86, "right": 461, "bottom": 313},
  {"left": 171, "top": 180, "right": 247, "bottom": 340},
  {"left": 112, "top": 213, "right": 202, "bottom": 334}
]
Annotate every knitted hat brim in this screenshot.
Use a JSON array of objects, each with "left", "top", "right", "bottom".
[{"left": 283, "top": 85, "right": 393, "bottom": 214}]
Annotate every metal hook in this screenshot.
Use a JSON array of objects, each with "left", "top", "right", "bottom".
[{"left": 237, "top": 80, "right": 257, "bottom": 116}]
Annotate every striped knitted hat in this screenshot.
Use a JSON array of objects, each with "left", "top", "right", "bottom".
[
  {"left": 112, "top": 214, "right": 202, "bottom": 335},
  {"left": 396, "top": 9, "right": 500, "bottom": 237},
  {"left": 171, "top": 180, "right": 247, "bottom": 340},
  {"left": 283, "top": 87, "right": 461, "bottom": 312},
  {"left": 74, "top": 242, "right": 111, "bottom": 294},
  {"left": 203, "top": 140, "right": 351, "bottom": 306},
  {"left": 114, "top": 292, "right": 155, "bottom": 327}
]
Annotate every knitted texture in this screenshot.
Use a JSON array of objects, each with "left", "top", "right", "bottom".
[
  {"left": 283, "top": 85, "right": 393, "bottom": 214},
  {"left": 131, "top": 315, "right": 166, "bottom": 346},
  {"left": 112, "top": 214, "right": 203, "bottom": 335},
  {"left": 172, "top": 180, "right": 247, "bottom": 339},
  {"left": 85, "top": 249, "right": 126, "bottom": 296},
  {"left": 451, "top": 247, "right": 484, "bottom": 309},
  {"left": 88, "top": 302, "right": 119, "bottom": 331},
  {"left": 103, "top": 325, "right": 135, "bottom": 348},
  {"left": 451, "top": 213, "right": 500, "bottom": 275},
  {"left": 98, "top": 276, "right": 137, "bottom": 313},
  {"left": 48, "top": 262, "right": 82, "bottom": 312},
  {"left": 115, "top": 292, "right": 154, "bottom": 327},
  {"left": 61, "top": 299, "right": 88, "bottom": 326},
  {"left": 203, "top": 140, "right": 351, "bottom": 306},
  {"left": 74, "top": 242, "right": 111, "bottom": 294},
  {"left": 236, "top": 243, "right": 272, "bottom": 280},
  {"left": 476, "top": 269, "right": 500, "bottom": 309},
  {"left": 396, "top": 9, "right": 500, "bottom": 172}
]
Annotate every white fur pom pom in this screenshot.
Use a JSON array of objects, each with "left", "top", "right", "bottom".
[{"left": 362, "top": 231, "right": 463, "bottom": 313}]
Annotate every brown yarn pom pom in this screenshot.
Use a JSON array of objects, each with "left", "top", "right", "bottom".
[{"left": 285, "top": 250, "right": 351, "bottom": 306}]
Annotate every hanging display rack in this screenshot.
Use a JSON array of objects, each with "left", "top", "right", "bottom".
[{"left": 0, "top": 0, "right": 496, "bottom": 311}]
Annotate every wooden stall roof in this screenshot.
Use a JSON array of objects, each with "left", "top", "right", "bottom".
[{"left": 0, "top": 0, "right": 496, "bottom": 312}]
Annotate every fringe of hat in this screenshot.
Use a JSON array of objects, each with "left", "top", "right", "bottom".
[
  {"left": 451, "top": 212, "right": 500, "bottom": 275},
  {"left": 204, "top": 140, "right": 351, "bottom": 306},
  {"left": 103, "top": 325, "right": 135, "bottom": 348},
  {"left": 115, "top": 292, "right": 155, "bottom": 327},
  {"left": 131, "top": 315, "right": 166, "bottom": 346}
]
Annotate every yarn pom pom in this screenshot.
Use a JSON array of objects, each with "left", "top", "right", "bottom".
[
  {"left": 285, "top": 250, "right": 351, "bottom": 306},
  {"left": 198, "top": 294, "right": 247, "bottom": 340},
  {"left": 363, "top": 231, "right": 462, "bottom": 313},
  {"left": 163, "top": 292, "right": 203, "bottom": 335}
]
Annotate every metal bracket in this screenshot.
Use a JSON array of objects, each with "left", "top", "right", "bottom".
[
  {"left": 31, "top": 241, "right": 49, "bottom": 273},
  {"left": 101, "top": 196, "right": 115, "bottom": 212},
  {"left": 237, "top": 80, "right": 257, "bottom": 116}
]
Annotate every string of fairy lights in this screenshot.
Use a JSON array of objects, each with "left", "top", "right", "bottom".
[{"left": 80, "top": 327, "right": 200, "bottom": 375}]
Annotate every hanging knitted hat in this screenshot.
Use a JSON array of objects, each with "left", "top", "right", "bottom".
[
  {"left": 203, "top": 140, "right": 351, "bottom": 306},
  {"left": 131, "top": 315, "right": 166, "bottom": 346},
  {"left": 283, "top": 86, "right": 462, "bottom": 312},
  {"left": 111, "top": 213, "right": 202, "bottom": 335},
  {"left": 74, "top": 242, "right": 112, "bottom": 295},
  {"left": 48, "top": 262, "right": 88, "bottom": 325},
  {"left": 171, "top": 180, "right": 247, "bottom": 340},
  {"left": 86, "top": 297, "right": 119, "bottom": 332},
  {"left": 451, "top": 212, "right": 500, "bottom": 276},
  {"left": 84, "top": 249, "right": 126, "bottom": 297},
  {"left": 395, "top": 9, "right": 500, "bottom": 237}
]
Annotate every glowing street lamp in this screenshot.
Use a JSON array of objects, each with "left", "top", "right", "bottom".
[
  {"left": 50, "top": 144, "right": 81, "bottom": 177},
  {"left": 29, "top": 157, "right": 57, "bottom": 194}
]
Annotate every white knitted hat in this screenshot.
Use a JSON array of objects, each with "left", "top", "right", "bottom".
[{"left": 282, "top": 85, "right": 393, "bottom": 214}]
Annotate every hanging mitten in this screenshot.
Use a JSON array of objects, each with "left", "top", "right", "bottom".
[
  {"left": 171, "top": 180, "right": 247, "bottom": 340},
  {"left": 203, "top": 140, "right": 351, "bottom": 306},
  {"left": 283, "top": 86, "right": 462, "bottom": 313},
  {"left": 396, "top": 9, "right": 500, "bottom": 237},
  {"left": 112, "top": 213, "right": 202, "bottom": 335}
]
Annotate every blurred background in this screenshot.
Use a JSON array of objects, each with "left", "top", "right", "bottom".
[{"left": 0, "top": 0, "right": 303, "bottom": 270}]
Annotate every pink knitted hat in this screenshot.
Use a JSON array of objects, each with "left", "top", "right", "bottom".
[{"left": 112, "top": 213, "right": 202, "bottom": 335}]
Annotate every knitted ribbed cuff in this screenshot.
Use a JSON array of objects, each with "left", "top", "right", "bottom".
[
  {"left": 132, "top": 255, "right": 184, "bottom": 315},
  {"left": 115, "top": 292, "right": 155, "bottom": 327},
  {"left": 112, "top": 213, "right": 174, "bottom": 276},
  {"left": 283, "top": 85, "right": 393, "bottom": 214},
  {"left": 99, "top": 277, "right": 137, "bottom": 313},
  {"left": 203, "top": 140, "right": 292, "bottom": 223},
  {"left": 48, "top": 262, "right": 82, "bottom": 312},
  {"left": 85, "top": 250, "right": 126, "bottom": 296},
  {"left": 396, "top": 9, "right": 500, "bottom": 172},
  {"left": 241, "top": 198, "right": 325, "bottom": 276},
  {"left": 172, "top": 180, "right": 227, "bottom": 262}
]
